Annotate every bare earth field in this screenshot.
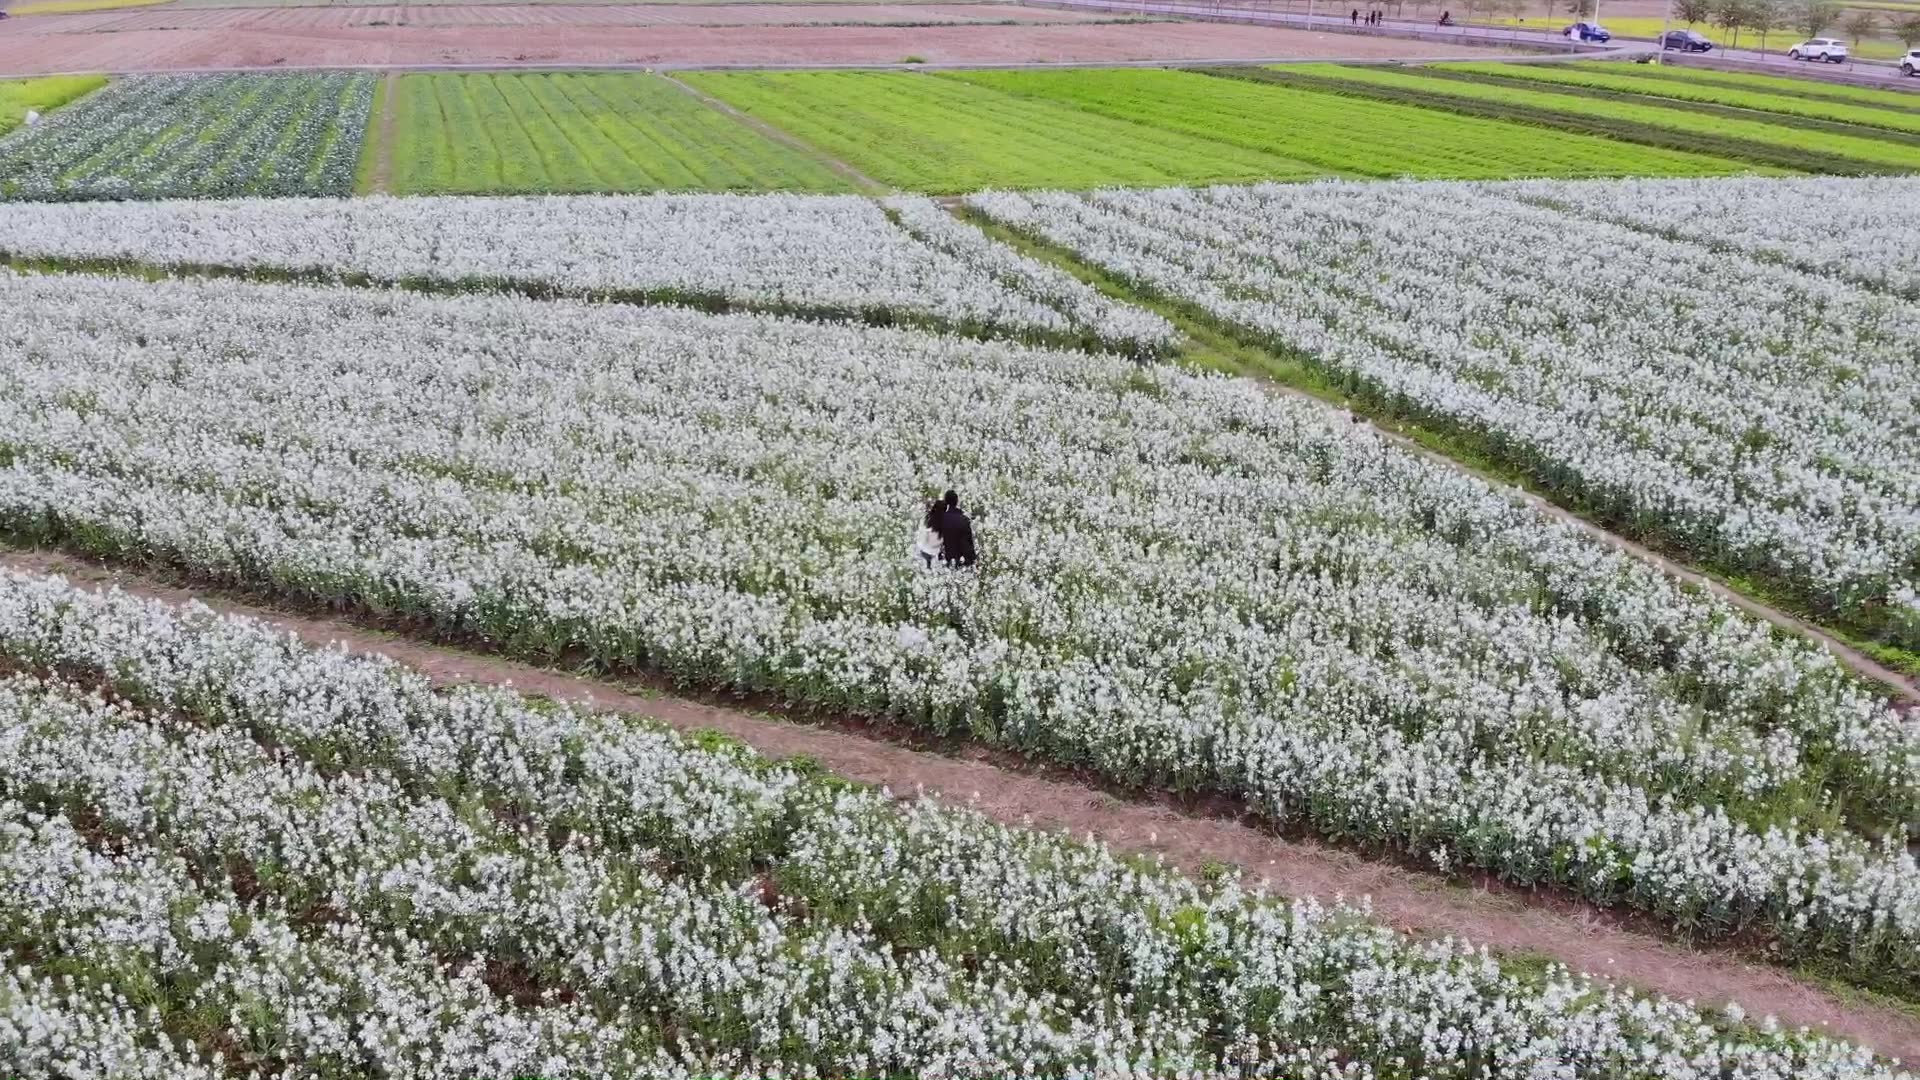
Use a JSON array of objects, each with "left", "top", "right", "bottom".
[
  {"left": 0, "top": 0, "right": 1123, "bottom": 32},
  {"left": 0, "top": 16, "right": 1514, "bottom": 72}
]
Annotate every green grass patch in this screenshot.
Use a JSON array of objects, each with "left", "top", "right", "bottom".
[
  {"left": 0, "top": 75, "right": 107, "bottom": 135},
  {"left": 1571, "top": 60, "right": 1920, "bottom": 113},
  {"left": 353, "top": 75, "right": 388, "bottom": 195},
  {"left": 678, "top": 69, "right": 1327, "bottom": 192},
  {"left": 1439, "top": 60, "right": 1920, "bottom": 136},
  {"left": 386, "top": 72, "right": 855, "bottom": 195},
  {"left": 951, "top": 66, "right": 1751, "bottom": 180},
  {"left": 1245, "top": 63, "right": 1920, "bottom": 173}
]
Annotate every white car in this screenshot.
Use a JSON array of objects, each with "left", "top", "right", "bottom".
[
  {"left": 1787, "top": 37, "right": 1848, "bottom": 61},
  {"left": 1904, "top": 49, "right": 1920, "bottom": 76}
]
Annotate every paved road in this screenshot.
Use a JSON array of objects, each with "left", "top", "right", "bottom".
[{"left": 1028, "top": 0, "right": 1920, "bottom": 86}]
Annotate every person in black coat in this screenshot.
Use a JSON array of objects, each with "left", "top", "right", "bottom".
[{"left": 936, "top": 489, "right": 976, "bottom": 568}]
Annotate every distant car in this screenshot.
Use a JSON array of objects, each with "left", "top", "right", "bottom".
[
  {"left": 1904, "top": 49, "right": 1920, "bottom": 76},
  {"left": 1660, "top": 29, "right": 1714, "bottom": 51},
  {"left": 1563, "top": 20, "right": 1611, "bottom": 41},
  {"left": 1787, "top": 37, "right": 1848, "bottom": 62}
]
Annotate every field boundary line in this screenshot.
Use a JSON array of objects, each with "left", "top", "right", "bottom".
[
  {"left": 656, "top": 71, "right": 891, "bottom": 194},
  {"left": 373, "top": 70, "right": 398, "bottom": 194},
  {"left": 956, "top": 206, "right": 1920, "bottom": 708},
  {"left": 7, "top": 542, "right": 1919, "bottom": 1061}
]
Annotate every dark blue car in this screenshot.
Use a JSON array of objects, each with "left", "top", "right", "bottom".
[{"left": 1563, "top": 21, "right": 1611, "bottom": 41}]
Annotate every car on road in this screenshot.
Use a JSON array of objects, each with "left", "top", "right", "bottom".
[
  {"left": 1787, "top": 37, "right": 1848, "bottom": 62},
  {"left": 1659, "top": 28, "right": 1714, "bottom": 51},
  {"left": 1563, "top": 20, "right": 1611, "bottom": 41},
  {"left": 1904, "top": 49, "right": 1920, "bottom": 76}
]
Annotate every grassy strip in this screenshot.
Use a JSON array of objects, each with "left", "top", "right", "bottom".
[
  {"left": 678, "top": 69, "right": 1323, "bottom": 193},
  {"left": 1432, "top": 61, "right": 1920, "bottom": 138},
  {"left": 1203, "top": 65, "right": 1876, "bottom": 174},
  {"left": 945, "top": 67, "right": 1748, "bottom": 179},
  {"left": 1603, "top": 61, "right": 1920, "bottom": 112},
  {"left": 352, "top": 73, "right": 389, "bottom": 195},
  {"left": 1382, "top": 65, "right": 1920, "bottom": 170},
  {"left": 0, "top": 248, "right": 1160, "bottom": 362},
  {"left": 958, "top": 205, "right": 1920, "bottom": 686},
  {"left": 0, "top": 75, "right": 107, "bottom": 135},
  {"left": 386, "top": 72, "right": 854, "bottom": 196}
]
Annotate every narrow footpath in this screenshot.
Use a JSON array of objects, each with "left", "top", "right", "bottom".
[{"left": 8, "top": 545, "right": 1918, "bottom": 1061}]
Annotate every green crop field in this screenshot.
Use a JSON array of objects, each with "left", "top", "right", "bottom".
[
  {"left": 677, "top": 70, "right": 1327, "bottom": 192},
  {"left": 383, "top": 72, "right": 856, "bottom": 196},
  {"left": 1266, "top": 64, "right": 1920, "bottom": 174},
  {"left": 0, "top": 75, "right": 107, "bottom": 135},
  {"left": 1574, "top": 61, "right": 1920, "bottom": 112},
  {"left": 949, "top": 67, "right": 1751, "bottom": 179},
  {"left": 1437, "top": 60, "right": 1920, "bottom": 135}
]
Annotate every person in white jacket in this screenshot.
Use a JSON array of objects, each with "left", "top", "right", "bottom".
[{"left": 912, "top": 499, "right": 944, "bottom": 568}]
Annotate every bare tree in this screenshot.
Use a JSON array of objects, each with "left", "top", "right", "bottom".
[
  {"left": 1565, "top": 0, "right": 1595, "bottom": 17},
  {"left": 1841, "top": 6, "right": 1877, "bottom": 47},
  {"left": 1897, "top": 12, "right": 1920, "bottom": 46},
  {"left": 1795, "top": 0, "right": 1838, "bottom": 38},
  {"left": 1712, "top": 0, "right": 1751, "bottom": 46},
  {"left": 1750, "top": 0, "right": 1785, "bottom": 51},
  {"left": 1674, "top": 0, "right": 1713, "bottom": 26}
]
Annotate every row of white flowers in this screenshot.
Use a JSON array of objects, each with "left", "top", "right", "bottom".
[
  {"left": 0, "top": 564, "right": 1911, "bottom": 1078},
  {"left": 1502, "top": 175, "right": 1920, "bottom": 299},
  {"left": 2, "top": 266, "right": 1915, "bottom": 973},
  {"left": 0, "top": 74, "right": 374, "bottom": 201},
  {"left": 0, "top": 191, "right": 1173, "bottom": 353},
  {"left": 967, "top": 179, "right": 1920, "bottom": 648}
]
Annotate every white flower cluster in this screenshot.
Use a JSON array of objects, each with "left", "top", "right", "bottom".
[
  {"left": 0, "top": 565, "right": 1912, "bottom": 1078},
  {"left": 968, "top": 180, "right": 1920, "bottom": 644},
  {"left": 2, "top": 266, "right": 1916, "bottom": 976},
  {"left": 0, "top": 191, "right": 1174, "bottom": 353},
  {"left": 1505, "top": 175, "right": 1920, "bottom": 299},
  {"left": 0, "top": 74, "right": 374, "bottom": 201}
]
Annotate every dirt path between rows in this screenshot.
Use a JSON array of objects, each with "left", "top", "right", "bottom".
[
  {"left": 658, "top": 71, "right": 890, "bottom": 193},
  {"left": 6, "top": 545, "right": 1916, "bottom": 1061},
  {"left": 372, "top": 70, "right": 399, "bottom": 195}
]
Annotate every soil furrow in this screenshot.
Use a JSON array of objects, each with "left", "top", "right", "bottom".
[{"left": 6, "top": 545, "right": 1918, "bottom": 1062}]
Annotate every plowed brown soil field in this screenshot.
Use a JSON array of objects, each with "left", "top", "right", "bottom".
[{"left": 0, "top": 13, "right": 1512, "bottom": 73}]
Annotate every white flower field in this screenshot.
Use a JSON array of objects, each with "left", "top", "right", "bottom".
[
  {"left": 1507, "top": 175, "right": 1920, "bottom": 299},
  {"left": 0, "top": 567, "right": 1911, "bottom": 1079},
  {"left": 969, "top": 177, "right": 1920, "bottom": 650},
  {"left": 0, "top": 193, "right": 1172, "bottom": 353},
  {"left": 4, "top": 173, "right": 1920, "bottom": 1073}
]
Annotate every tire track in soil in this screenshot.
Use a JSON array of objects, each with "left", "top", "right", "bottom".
[
  {"left": 657, "top": 71, "right": 891, "bottom": 194},
  {"left": 7, "top": 546, "right": 1919, "bottom": 1063}
]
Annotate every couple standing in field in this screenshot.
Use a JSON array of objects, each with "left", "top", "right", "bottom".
[{"left": 913, "top": 490, "right": 977, "bottom": 569}]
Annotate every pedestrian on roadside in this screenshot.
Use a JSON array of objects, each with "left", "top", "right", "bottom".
[
  {"left": 935, "top": 489, "right": 977, "bottom": 569},
  {"left": 1351, "top": 8, "right": 1359, "bottom": 23}
]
